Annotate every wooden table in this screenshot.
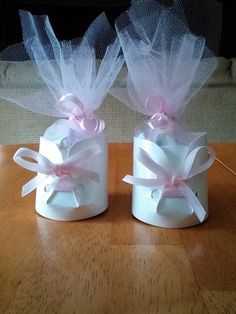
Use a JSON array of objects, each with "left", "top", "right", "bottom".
[{"left": 0, "top": 143, "right": 235, "bottom": 313}]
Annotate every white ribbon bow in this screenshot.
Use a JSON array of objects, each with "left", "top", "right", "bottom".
[
  {"left": 13, "top": 144, "right": 101, "bottom": 206},
  {"left": 123, "top": 146, "right": 215, "bottom": 222}
]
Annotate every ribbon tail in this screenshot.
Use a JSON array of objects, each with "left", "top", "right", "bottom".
[
  {"left": 123, "top": 175, "right": 165, "bottom": 212},
  {"left": 137, "top": 148, "right": 171, "bottom": 178},
  {"left": 22, "top": 175, "right": 44, "bottom": 196},
  {"left": 178, "top": 182, "right": 206, "bottom": 223}
]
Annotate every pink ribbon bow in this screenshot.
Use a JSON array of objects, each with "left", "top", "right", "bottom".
[
  {"left": 13, "top": 144, "right": 101, "bottom": 206},
  {"left": 123, "top": 145, "right": 215, "bottom": 222},
  {"left": 57, "top": 93, "right": 105, "bottom": 134}
]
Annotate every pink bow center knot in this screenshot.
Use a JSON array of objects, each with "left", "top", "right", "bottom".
[
  {"left": 170, "top": 175, "right": 179, "bottom": 187},
  {"left": 53, "top": 165, "right": 70, "bottom": 177}
]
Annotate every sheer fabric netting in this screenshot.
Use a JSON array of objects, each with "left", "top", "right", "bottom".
[
  {"left": 111, "top": 0, "right": 221, "bottom": 120},
  {"left": 0, "top": 10, "right": 124, "bottom": 118}
]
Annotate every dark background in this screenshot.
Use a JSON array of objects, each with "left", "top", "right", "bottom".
[{"left": 0, "top": 0, "right": 235, "bottom": 57}]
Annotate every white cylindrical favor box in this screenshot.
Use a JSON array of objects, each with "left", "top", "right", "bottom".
[
  {"left": 35, "top": 135, "right": 108, "bottom": 221},
  {"left": 132, "top": 132, "right": 208, "bottom": 228}
]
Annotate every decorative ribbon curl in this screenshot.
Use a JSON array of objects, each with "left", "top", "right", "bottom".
[
  {"left": 145, "top": 95, "right": 176, "bottom": 131},
  {"left": 123, "top": 146, "right": 215, "bottom": 222},
  {"left": 57, "top": 93, "right": 105, "bottom": 134},
  {"left": 13, "top": 144, "right": 101, "bottom": 205}
]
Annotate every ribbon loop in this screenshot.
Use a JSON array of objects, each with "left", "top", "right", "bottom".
[
  {"left": 58, "top": 93, "right": 84, "bottom": 116},
  {"left": 180, "top": 146, "right": 215, "bottom": 179},
  {"left": 69, "top": 111, "right": 105, "bottom": 134},
  {"left": 13, "top": 144, "right": 101, "bottom": 204},
  {"left": 13, "top": 148, "right": 55, "bottom": 174},
  {"left": 148, "top": 112, "right": 172, "bottom": 130},
  {"left": 145, "top": 95, "right": 176, "bottom": 130},
  {"left": 138, "top": 148, "right": 171, "bottom": 179},
  {"left": 57, "top": 93, "right": 105, "bottom": 134},
  {"left": 123, "top": 145, "right": 215, "bottom": 222}
]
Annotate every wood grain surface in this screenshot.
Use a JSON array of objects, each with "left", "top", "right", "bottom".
[
  {"left": 212, "top": 142, "right": 236, "bottom": 173},
  {"left": 0, "top": 143, "right": 235, "bottom": 314}
]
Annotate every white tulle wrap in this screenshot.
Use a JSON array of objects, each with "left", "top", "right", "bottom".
[
  {"left": 0, "top": 10, "right": 124, "bottom": 147},
  {"left": 111, "top": 0, "right": 219, "bottom": 144}
]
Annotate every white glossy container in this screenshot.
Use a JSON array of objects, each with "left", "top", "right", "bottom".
[{"left": 131, "top": 132, "right": 208, "bottom": 228}]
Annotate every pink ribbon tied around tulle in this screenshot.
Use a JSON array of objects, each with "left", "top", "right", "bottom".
[
  {"left": 123, "top": 146, "right": 215, "bottom": 222},
  {"left": 57, "top": 93, "right": 105, "bottom": 134},
  {"left": 145, "top": 95, "right": 176, "bottom": 131},
  {"left": 13, "top": 145, "right": 101, "bottom": 206}
]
